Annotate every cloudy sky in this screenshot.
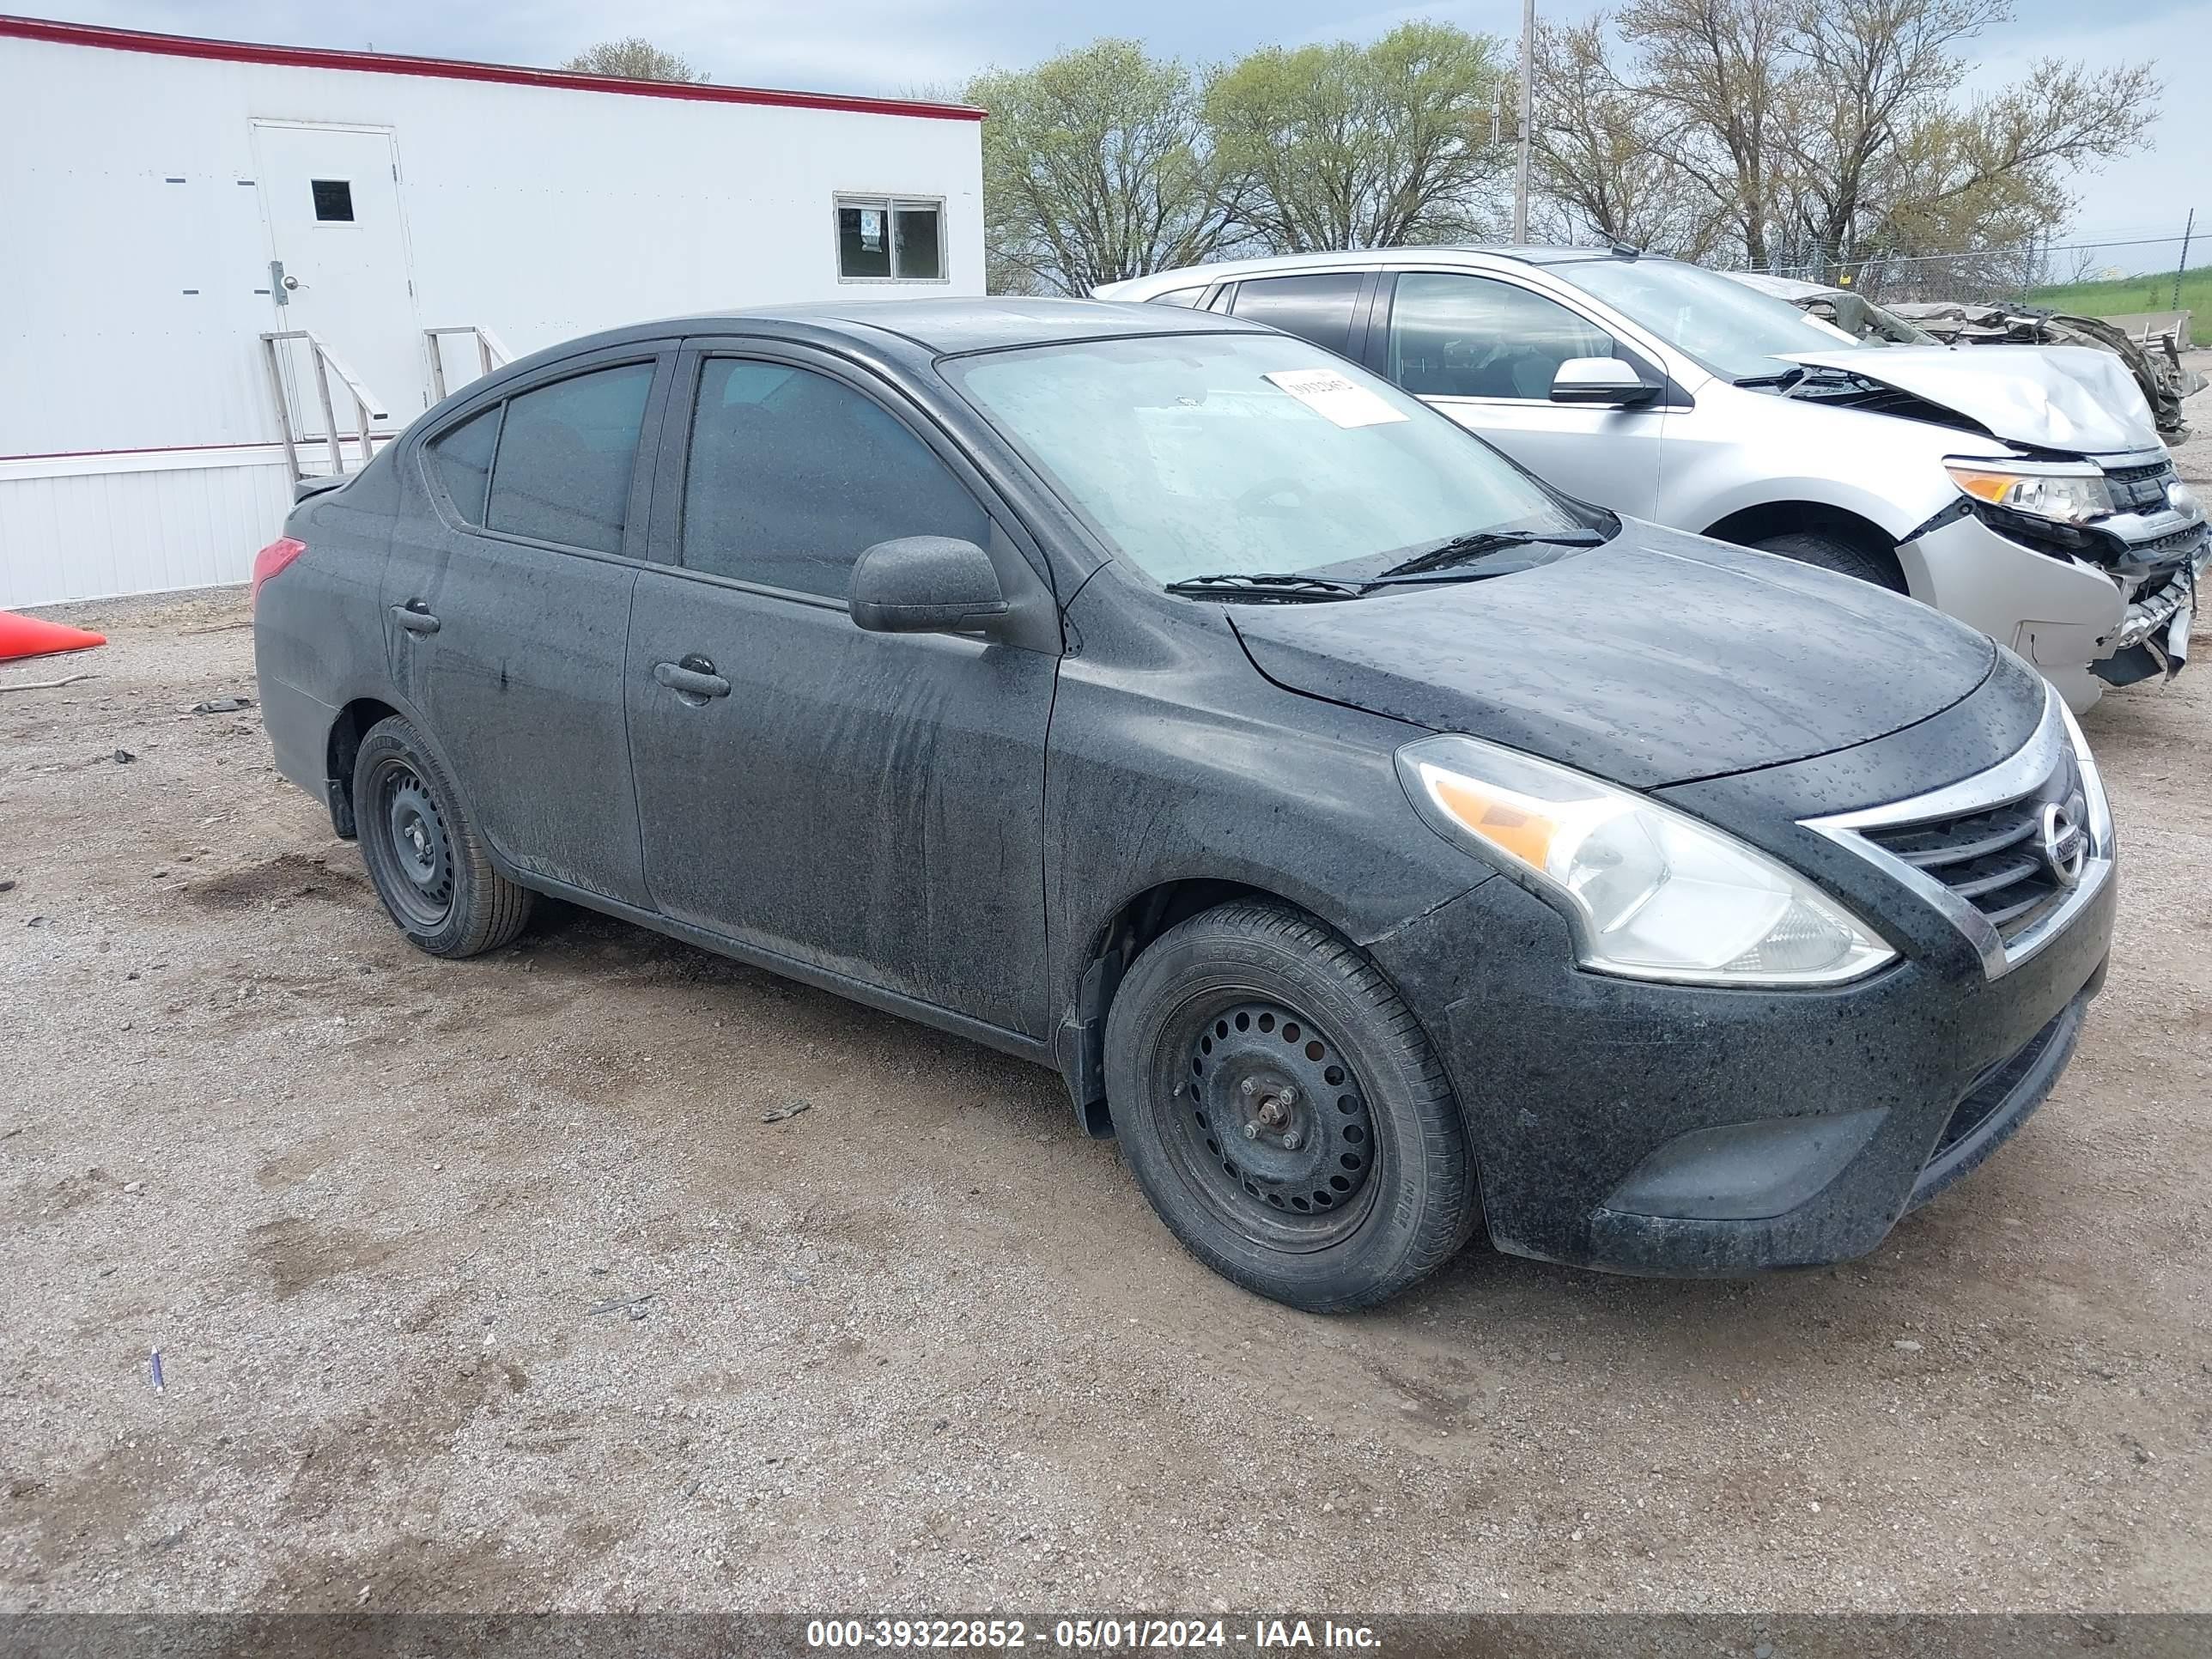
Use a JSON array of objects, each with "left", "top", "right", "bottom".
[{"left": 28, "top": 0, "right": 2209, "bottom": 257}]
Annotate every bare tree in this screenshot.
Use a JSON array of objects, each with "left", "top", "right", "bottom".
[
  {"left": 1552, "top": 0, "right": 2158, "bottom": 276},
  {"left": 1784, "top": 0, "right": 2155, "bottom": 280},
  {"left": 1615, "top": 0, "right": 1802, "bottom": 267},
  {"left": 1530, "top": 21, "right": 1726, "bottom": 257},
  {"left": 562, "top": 39, "right": 708, "bottom": 82}
]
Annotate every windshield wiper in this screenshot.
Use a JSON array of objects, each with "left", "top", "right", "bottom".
[
  {"left": 1733, "top": 367, "right": 1808, "bottom": 391},
  {"left": 1372, "top": 527, "right": 1607, "bottom": 582},
  {"left": 1163, "top": 572, "right": 1364, "bottom": 602}
]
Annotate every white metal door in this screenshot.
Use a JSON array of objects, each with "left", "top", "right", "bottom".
[{"left": 252, "top": 122, "right": 422, "bottom": 433}]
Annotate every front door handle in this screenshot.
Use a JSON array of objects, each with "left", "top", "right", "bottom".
[
  {"left": 653, "top": 657, "right": 731, "bottom": 700},
  {"left": 392, "top": 601, "right": 440, "bottom": 635}
]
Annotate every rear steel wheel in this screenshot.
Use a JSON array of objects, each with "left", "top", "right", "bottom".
[
  {"left": 367, "top": 759, "right": 455, "bottom": 931},
  {"left": 352, "top": 715, "right": 533, "bottom": 958}
]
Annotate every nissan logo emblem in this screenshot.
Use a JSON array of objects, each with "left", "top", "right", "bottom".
[{"left": 2039, "top": 795, "right": 2088, "bottom": 889}]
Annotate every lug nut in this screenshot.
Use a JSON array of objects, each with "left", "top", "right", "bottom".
[
  {"left": 1239, "top": 1078, "right": 1258, "bottom": 1097},
  {"left": 1243, "top": 1123, "right": 1259, "bottom": 1140},
  {"left": 1282, "top": 1132, "right": 1303, "bottom": 1152}
]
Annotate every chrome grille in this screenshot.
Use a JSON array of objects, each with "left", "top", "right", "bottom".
[
  {"left": 1859, "top": 750, "right": 2081, "bottom": 945},
  {"left": 1804, "top": 684, "right": 2113, "bottom": 980}
]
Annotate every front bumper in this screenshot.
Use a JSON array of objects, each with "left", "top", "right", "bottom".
[
  {"left": 1365, "top": 672, "right": 2118, "bottom": 1276},
  {"left": 1370, "top": 871, "right": 2112, "bottom": 1275},
  {"left": 1905, "top": 503, "right": 2207, "bottom": 709},
  {"left": 2094, "top": 541, "right": 2203, "bottom": 688}
]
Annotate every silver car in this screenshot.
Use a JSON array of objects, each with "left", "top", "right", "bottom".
[{"left": 1098, "top": 248, "right": 2207, "bottom": 710}]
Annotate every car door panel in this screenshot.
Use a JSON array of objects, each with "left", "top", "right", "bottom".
[
  {"left": 380, "top": 348, "right": 672, "bottom": 908},
  {"left": 1372, "top": 270, "right": 1664, "bottom": 515},
  {"left": 627, "top": 578, "right": 1054, "bottom": 1030},
  {"left": 624, "top": 344, "right": 1059, "bottom": 1036}
]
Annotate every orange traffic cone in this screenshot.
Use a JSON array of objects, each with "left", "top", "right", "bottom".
[{"left": 0, "top": 611, "right": 106, "bottom": 663}]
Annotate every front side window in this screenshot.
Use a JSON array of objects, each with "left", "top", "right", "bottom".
[
  {"left": 485, "top": 362, "right": 656, "bottom": 554},
  {"left": 425, "top": 404, "right": 500, "bottom": 524},
  {"left": 682, "top": 358, "right": 988, "bottom": 599},
  {"left": 1389, "top": 274, "right": 1616, "bottom": 400},
  {"left": 948, "top": 331, "right": 1586, "bottom": 586},
  {"left": 837, "top": 195, "right": 946, "bottom": 283},
  {"left": 1555, "top": 257, "right": 1867, "bottom": 381},
  {"left": 1227, "top": 273, "right": 1366, "bottom": 358}
]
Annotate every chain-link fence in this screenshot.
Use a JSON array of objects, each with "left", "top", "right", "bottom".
[{"left": 1745, "top": 222, "right": 2205, "bottom": 320}]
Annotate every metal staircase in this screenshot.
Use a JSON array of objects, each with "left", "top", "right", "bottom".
[
  {"left": 258, "top": 328, "right": 389, "bottom": 484},
  {"left": 259, "top": 325, "right": 513, "bottom": 486},
  {"left": 423, "top": 325, "right": 514, "bottom": 401}
]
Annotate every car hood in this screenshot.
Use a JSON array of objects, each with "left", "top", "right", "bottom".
[
  {"left": 1779, "top": 343, "right": 2160, "bottom": 454},
  {"left": 1231, "top": 523, "right": 1994, "bottom": 791}
]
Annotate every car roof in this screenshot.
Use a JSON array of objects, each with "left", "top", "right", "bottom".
[
  {"left": 556, "top": 296, "right": 1273, "bottom": 363},
  {"left": 1094, "top": 245, "right": 1643, "bottom": 299},
  {"left": 429, "top": 297, "right": 1282, "bottom": 428}
]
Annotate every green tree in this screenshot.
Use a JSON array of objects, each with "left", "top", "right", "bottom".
[
  {"left": 562, "top": 38, "right": 708, "bottom": 82},
  {"left": 964, "top": 40, "right": 1243, "bottom": 296},
  {"left": 1205, "top": 22, "right": 1511, "bottom": 252}
]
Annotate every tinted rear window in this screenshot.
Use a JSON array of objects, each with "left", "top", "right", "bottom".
[
  {"left": 1228, "top": 273, "right": 1366, "bottom": 357},
  {"left": 486, "top": 363, "right": 656, "bottom": 554},
  {"left": 426, "top": 405, "right": 499, "bottom": 524}
]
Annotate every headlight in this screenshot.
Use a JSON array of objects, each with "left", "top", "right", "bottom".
[
  {"left": 1395, "top": 734, "right": 1895, "bottom": 986},
  {"left": 1944, "top": 460, "right": 2113, "bottom": 526},
  {"left": 2055, "top": 700, "right": 2114, "bottom": 855}
]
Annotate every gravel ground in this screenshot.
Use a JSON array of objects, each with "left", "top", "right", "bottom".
[{"left": 3, "top": 380, "right": 2209, "bottom": 1615}]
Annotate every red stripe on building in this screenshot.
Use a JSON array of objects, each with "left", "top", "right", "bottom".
[{"left": 0, "top": 15, "right": 988, "bottom": 122}]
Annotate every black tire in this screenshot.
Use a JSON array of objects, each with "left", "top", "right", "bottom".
[
  {"left": 352, "top": 714, "right": 532, "bottom": 958},
  {"left": 1751, "top": 528, "right": 1908, "bottom": 592},
  {"left": 1104, "top": 900, "right": 1480, "bottom": 1311}
]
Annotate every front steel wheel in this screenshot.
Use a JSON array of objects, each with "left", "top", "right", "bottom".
[
  {"left": 1166, "top": 997, "right": 1381, "bottom": 1251},
  {"left": 1106, "top": 901, "right": 1480, "bottom": 1310}
]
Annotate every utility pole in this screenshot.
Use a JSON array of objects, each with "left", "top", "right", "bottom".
[
  {"left": 1514, "top": 0, "right": 1534, "bottom": 244},
  {"left": 2176, "top": 209, "right": 2195, "bottom": 312}
]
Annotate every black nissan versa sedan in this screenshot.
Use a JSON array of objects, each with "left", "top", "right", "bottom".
[{"left": 252, "top": 298, "right": 2117, "bottom": 1310}]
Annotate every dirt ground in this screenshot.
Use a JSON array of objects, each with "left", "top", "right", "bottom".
[{"left": 3, "top": 383, "right": 2209, "bottom": 1616}]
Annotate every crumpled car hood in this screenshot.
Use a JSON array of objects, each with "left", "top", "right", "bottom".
[
  {"left": 1780, "top": 343, "right": 2160, "bottom": 454},
  {"left": 1231, "top": 523, "right": 1994, "bottom": 791}
]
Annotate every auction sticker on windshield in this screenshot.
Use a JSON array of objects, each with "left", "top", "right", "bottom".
[{"left": 1263, "top": 368, "right": 1407, "bottom": 428}]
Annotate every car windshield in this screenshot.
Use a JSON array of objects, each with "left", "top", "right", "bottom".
[
  {"left": 1556, "top": 258, "right": 1872, "bottom": 382},
  {"left": 945, "top": 331, "right": 1592, "bottom": 586}
]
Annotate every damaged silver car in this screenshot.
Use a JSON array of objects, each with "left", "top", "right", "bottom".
[
  {"left": 1103, "top": 248, "right": 2208, "bottom": 708},
  {"left": 1729, "top": 272, "right": 2206, "bottom": 438}
]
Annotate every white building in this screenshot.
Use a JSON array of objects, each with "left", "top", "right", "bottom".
[{"left": 0, "top": 15, "right": 987, "bottom": 608}]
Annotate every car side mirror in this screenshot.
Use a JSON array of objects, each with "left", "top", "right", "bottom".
[
  {"left": 1550, "top": 357, "right": 1660, "bottom": 407},
  {"left": 848, "top": 536, "right": 1009, "bottom": 635}
]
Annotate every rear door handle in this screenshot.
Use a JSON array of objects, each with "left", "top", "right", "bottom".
[
  {"left": 392, "top": 601, "right": 440, "bottom": 635},
  {"left": 653, "top": 657, "right": 731, "bottom": 700}
]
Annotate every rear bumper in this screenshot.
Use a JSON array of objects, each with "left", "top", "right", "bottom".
[
  {"left": 1367, "top": 860, "right": 2115, "bottom": 1277},
  {"left": 254, "top": 659, "right": 340, "bottom": 818}
]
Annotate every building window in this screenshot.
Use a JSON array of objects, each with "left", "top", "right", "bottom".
[
  {"left": 310, "top": 179, "right": 355, "bottom": 222},
  {"left": 836, "top": 195, "right": 946, "bottom": 283}
]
